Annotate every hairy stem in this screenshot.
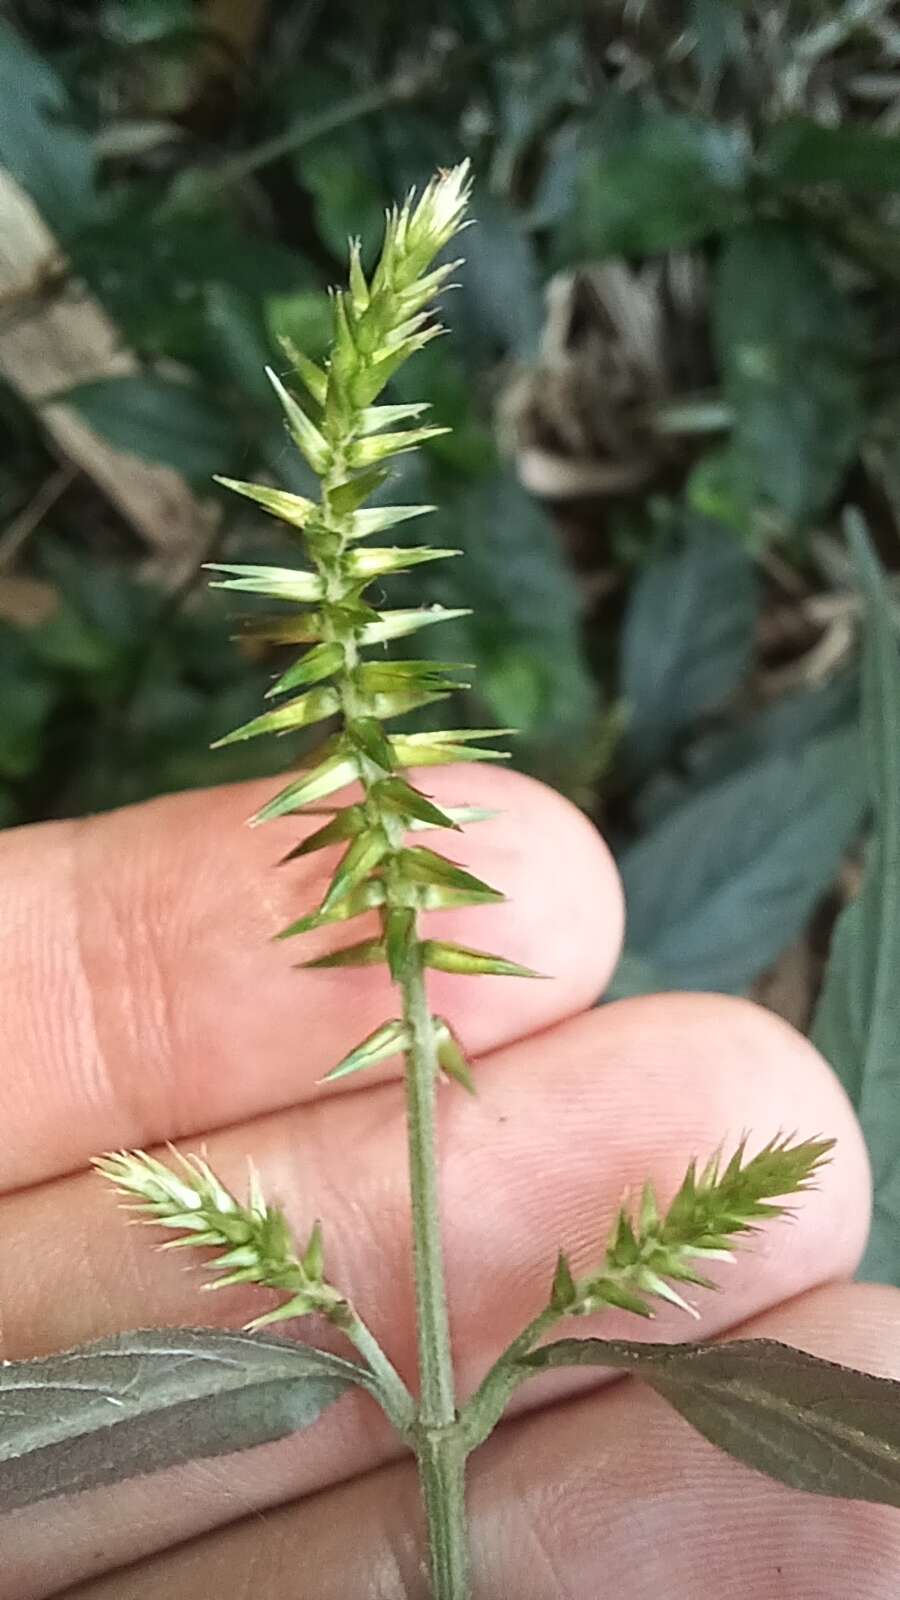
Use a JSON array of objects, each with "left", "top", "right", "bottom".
[
  {"left": 400, "top": 950, "right": 456, "bottom": 1429},
  {"left": 338, "top": 1308, "right": 417, "bottom": 1436},
  {"left": 462, "top": 1306, "right": 562, "bottom": 1453},
  {"left": 402, "top": 950, "right": 469, "bottom": 1598},
  {"left": 418, "top": 1425, "right": 470, "bottom": 1600}
]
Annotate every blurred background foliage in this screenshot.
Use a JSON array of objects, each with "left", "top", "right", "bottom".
[{"left": 2, "top": 0, "right": 900, "bottom": 1264}]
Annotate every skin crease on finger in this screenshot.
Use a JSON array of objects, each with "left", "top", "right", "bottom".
[
  {"left": 0, "top": 766, "right": 622, "bottom": 1192},
  {"left": 0, "top": 996, "right": 871, "bottom": 1597},
  {"left": 53, "top": 1283, "right": 900, "bottom": 1600}
]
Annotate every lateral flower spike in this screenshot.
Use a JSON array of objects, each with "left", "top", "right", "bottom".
[
  {"left": 577, "top": 1135, "right": 834, "bottom": 1320},
  {"left": 92, "top": 1148, "right": 341, "bottom": 1316}
]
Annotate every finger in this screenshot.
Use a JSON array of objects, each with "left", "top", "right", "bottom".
[
  {"left": 0, "top": 998, "right": 870, "bottom": 1594},
  {"left": 43, "top": 1282, "right": 900, "bottom": 1600},
  {"left": 0, "top": 765, "right": 622, "bottom": 1192}
]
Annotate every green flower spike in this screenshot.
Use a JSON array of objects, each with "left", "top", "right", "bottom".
[{"left": 83, "top": 168, "right": 883, "bottom": 1600}]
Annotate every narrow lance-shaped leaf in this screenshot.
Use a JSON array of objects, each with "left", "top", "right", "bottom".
[
  {"left": 206, "top": 563, "right": 323, "bottom": 603},
  {"left": 346, "top": 425, "right": 450, "bottom": 469},
  {"left": 240, "top": 610, "right": 329, "bottom": 646},
  {"left": 391, "top": 731, "right": 512, "bottom": 769},
  {"left": 398, "top": 845, "right": 503, "bottom": 902},
  {"left": 521, "top": 1336, "right": 900, "bottom": 1511},
  {"left": 358, "top": 402, "right": 430, "bottom": 435},
  {"left": 328, "top": 466, "right": 390, "bottom": 515},
  {"left": 410, "top": 806, "right": 497, "bottom": 831},
  {"left": 278, "top": 335, "right": 328, "bottom": 406},
  {"left": 414, "top": 883, "right": 504, "bottom": 912},
  {"left": 434, "top": 1017, "right": 476, "bottom": 1093},
  {"left": 265, "top": 641, "right": 346, "bottom": 699},
  {"left": 213, "top": 477, "right": 317, "bottom": 532},
  {"left": 302, "top": 937, "right": 386, "bottom": 969},
  {"left": 373, "top": 777, "right": 462, "bottom": 832},
  {"left": 359, "top": 606, "right": 472, "bottom": 646},
  {"left": 349, "top": 503, "right": 436, "bottom": 540},
  {"left": 279, "top": 806, "right": 366, "bottom": 862},
  {"left": 266, "top": 366, "right": 330, "bottom": 475},
  {"left": 359, "top": 660, "right": 471, "bottom": 695},
  {"left": 349, "top": 330, "right": 443, "bottom": 408},
  {"left": 321, "top": 1019, "right": 410, "bottom": 1083},
  {"left": 0, "top": 1328, "right": 364, "bottom": 1512},
  {"left": 421, "top": 939, "right": 542, "bottom": 979},
  {"left": 349, "top": 716, "right": 396, "bottom": 770},
  {"left": 345, "top": 546, "right": 460, "bottom": 580},
  {"left": 213, "top": 685, "right": 339, "bottom": 747},
  {"left": 319, "top": 831, "right": 390, "bottom": 915},
  {"left": 370, "top": 686, "right": 451, "bottom": 722},
  {"left": 275, "top": 880, "right": 385, "bottom": 941},
  {"left": 251, "top": 745, "right": 360, "bottom": 824}
]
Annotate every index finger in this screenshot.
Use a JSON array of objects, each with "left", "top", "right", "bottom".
[{"left": 0, "top": 765, "right": 622, "bottom": 1193}]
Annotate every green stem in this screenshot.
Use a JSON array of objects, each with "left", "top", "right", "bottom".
[
  {"left": 339, "top": 1308, "right": 417, "bottom": 1437},
  {"left": 462, "top": 1305, "right": 562, "bottom": 1453},
  {"left": 401, "top": 946, "right": 471, "bottom": 1600},
  {"left": 417, "top": 1425, "right": 471, "bottom": 1600},
  {"left": 401, "top": 950, "right": 456, "bottom": 1428}
]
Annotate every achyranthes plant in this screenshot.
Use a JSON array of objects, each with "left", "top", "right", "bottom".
[{"left": 6, "top": 167, "right": 900, "bottom": 1600}]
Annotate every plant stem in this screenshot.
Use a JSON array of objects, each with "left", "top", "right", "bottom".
[
  {"left": 401, "top": 946, "right": 471, "bottom": 1599},
  {"left": 462, "top": 1305, "right": 563, "bottom": 1453},
  {"left": 417, "top": 1424, "right": 471, "bottom": 1600},
  {"left": 339, "top": 1308, "right": 417, "bottom": 1437},
  {"left": 401, "top": 951, "right": 456, "bottom": 1428}
]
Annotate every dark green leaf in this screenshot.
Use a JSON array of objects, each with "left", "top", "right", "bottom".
[
  {"left": 522, "top": 1336, "right": 900, "bottom": 1510},
  {"left": 54, "top": 377, "right": 237, "bottom": 481},
  {"left": 406, "top": 475, "right": 597, "bottom": 784},
  {"left": 0, "top": 19, "right": 94, "bottom": 234},
  {"left": 636, "top": 671, "right": 859, "bottom": 828},
  {"left": 620, "top": 525, "right": 757, "bottom": 777},
  {"left": 813, "top": 514, "right": 900, "bottom": 1283},
  {"left": 563, "top": 103, "right": 748, "bottom": 259},
  {"left": 689, "top": 0, "right": 749, "bottom": 93},
  {"left": 763, "top": 119, "right": 900, "bottom": 193},
  {"left": 714, "top": 223, "right": 863, "bottom": 524},
  {"left": 0, "top": 1327, "right": 363, "bottom": 1511},
  {"left": 619, "top": 729, "right": 867, "bottom": 993},
  {"left": 0, "top": 636, "right": 58, "bottom": 781},
  {"left": 445, "top": 195, "right": 542, "bottom": 358}
]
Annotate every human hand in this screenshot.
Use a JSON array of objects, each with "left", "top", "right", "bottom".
[{"left": 1, "top": 767, "right": 896, "bottom": 1598}]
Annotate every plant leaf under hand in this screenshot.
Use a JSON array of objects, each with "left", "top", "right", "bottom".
[
  {"left": 0, "top": 1327, "right": 366, "bottom": 1511},
  {"left": 523, "top": 1336, "right": 900, "bottom": 1509}
]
